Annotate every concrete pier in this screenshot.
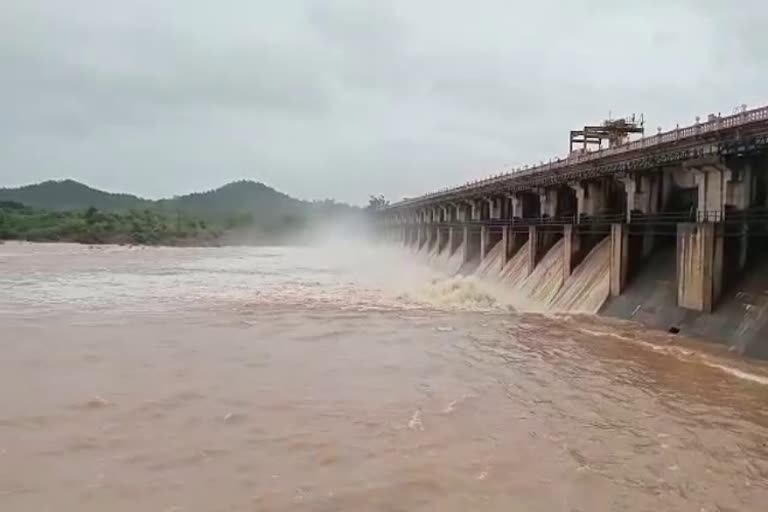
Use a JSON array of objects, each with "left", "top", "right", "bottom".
[
  {"left": 609, "top": 223, "right": 629, "bottom": 297},
  {"left": 461, "top": 227, "right": 470, "bottom": 263},
  {"left": 620, "top": 172, "right": 662, "bottom": 257},
  {"left": 436, "top": 227, "right": 446, "bottom": 253},
  {"left": 464, "top": 227, "right": 481, "bottom": 263},
  {"left": 677, "top": 222, "right": 723, "bottom": 313},
  {"left": 563, "top": 224, "right": 581, "bottom": 281},
  {"left": 527, "top": 226, "right": 541, "bottom": 275},
  {"left": 425, "top": 225, "right": 434, "bottom": 251},
  {"left": 480, "top": 226, "right": 490, "bottom": 261}
]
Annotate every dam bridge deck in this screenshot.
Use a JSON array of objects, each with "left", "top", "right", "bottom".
[
  {"left": 391, "top": 106, "right": 768, "bottom": 209},
  {"left": 402, "top": 208, "right": 768, "bottom": 234}
]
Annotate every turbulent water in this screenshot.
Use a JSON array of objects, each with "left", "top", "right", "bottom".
[{"left": 2, "top": 241, "right": 768, "bottom": 512}]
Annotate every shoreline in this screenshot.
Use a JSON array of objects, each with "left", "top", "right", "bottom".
[{"left": 0, "top": 237, "right": 308, "bottom": 249}]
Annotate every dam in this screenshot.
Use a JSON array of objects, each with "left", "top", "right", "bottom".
[{"left": 378, "top": 104, "right": 768, "bottom": 358}]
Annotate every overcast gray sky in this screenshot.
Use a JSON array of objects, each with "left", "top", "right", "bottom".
[{"left": 2, "top": 1, "right": 767, "bottom": 205}]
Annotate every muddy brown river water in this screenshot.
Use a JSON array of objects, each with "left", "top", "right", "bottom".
[{"left": 2, "top": 242, "right": 768, "bottom": 511}]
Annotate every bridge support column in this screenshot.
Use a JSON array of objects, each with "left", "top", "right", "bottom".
[
  {"left": 685, "top": 159, "right": 753, "bottom": 292},
  {"left": 470, "top": 200, "right": 482, "bottom": 222},
  {"left": 481, "top": 197, "right": 503, "bottom": 260},
  {"left": 693, "top": 165, "right": 726, "bottom": 220},
  {"left": 538, "top": 188, "right": 558, "bottom": 219},
  {"left": 724, "top": 161, "right": 753, "bottom": 274},
  {"left": 501, "top": 227, "right": 511, "bottom": 268},
  {"left": 510, "top": 194, "right": 524, "bottom": 220},
  {"left": 527, "top": 226, "right": 542, "bottom": 275},
  {"left": 449, "top": 227, "right": 460, "bottom": 255},
  {"left": 501, "top": 195, "right": 527, "bottom": 269},
  {"left": 732, "top": 223, "right": 750, "bottom": 275},
  {"left": 480, "top": 226, "right": 489, "bottom": 260},
  {"left": 425, "top": 225, "right": 435, "bottom": 250},
  {"left": 677, "top": 222, "right": 723, "bottom": 313},
  {"left": 621, "top": 173, "right": 662, "bottom": 258},
  {"left": 502, "top": 226, "right": 527, "bottom": 269},
  {"left": 563, "top": 224, "right": 582, "bottom": 281},
  {"left": 686, "top": 157, "right": 753, "bottom": 219},
  {"left": 440, "top": 205, "right": 450, "bottom": 225},
  {"left": 570, "top": 182, "right": 604, "bottom": 221},
  {"left": 454, "top": 203, "right": 466, "bottom": 223},
  {"left": 436, "top": 227, "right": 445, "bottom": 253},
  {"left": 462, "top": 226, "right": 471, "bottom": 263},
  {"left": 487, "top": 197, "right": 502, "bottom": 220},
  {"left": 728, "top": 162, "right": 754, "bottom": 211},
  {"left": 405, "top": 217, "right": 415, "bottom": 246},
  {"left": 610, "top": 224, "right": 629, "bottom": 297},
  {"left": 537, "top": 188, "right": 561, "bottom": 250}
]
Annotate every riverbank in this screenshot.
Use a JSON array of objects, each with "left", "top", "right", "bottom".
[
  {"left": 0, "top": 198, "right": 363, "bottom": 248},
  {"left": 0, "top": 201, "right": 224, "bottom": 246},
  {"left": 0, "top": 203, "right": 316, "bottom": 248},
  {"left": 0, "top": 235, "right": 224, "bottom": 247}
]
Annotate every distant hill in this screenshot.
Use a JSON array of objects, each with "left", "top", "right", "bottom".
[
  {"left": 0, "top": 180, "right": 149, "bottom": 211},
  {"left": 0, "top": 179, "right": 360, "bottom": 245},
  {"left": 156, "top": 180, "right": 305, "bottom": 221},
  {"left": 0, "top": 179, "right": 354, "bottom": 218}
]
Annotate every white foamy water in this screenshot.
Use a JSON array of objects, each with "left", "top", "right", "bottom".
[
  {"left": 3, "top": 241, "right": 768, "bottom": 512},
  {"left": 551, "top": 238, "right": 610, "bottom": 314},
  {"left": 450, "top": 235, "right": 610, "bottom": 314}
]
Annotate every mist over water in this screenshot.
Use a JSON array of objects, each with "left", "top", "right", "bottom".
[{"left": 2, "top": 241, "right": 768, "bottom": 511}]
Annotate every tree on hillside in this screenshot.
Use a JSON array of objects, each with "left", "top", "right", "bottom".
[{"left": 367, "top": 195, "right": 389, "bottom": 211}]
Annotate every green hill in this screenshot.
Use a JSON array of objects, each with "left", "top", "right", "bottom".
[
  {"left": 156, "top": 180, "right": 305, "bottom": 221},
  {"left": 0, "top": 179, "right": 149, "bottom": 211},
  {"left": 0, "top": 179, "right": 360, "bottom": 245},
  {"left": 0, "top": 179, "right": 351, "bottom": 217}
]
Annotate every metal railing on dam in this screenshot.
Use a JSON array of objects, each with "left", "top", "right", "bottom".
[
  {"left": 389, "top": 105, "right": 768, "bottom": 209},
  {"left": 402, "top": 208, "right": 768, "bottom": 232}
]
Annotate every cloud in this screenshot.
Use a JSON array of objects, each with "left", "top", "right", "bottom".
[{"left": 1, "top": 0, "right": 767, "bottom": 204}]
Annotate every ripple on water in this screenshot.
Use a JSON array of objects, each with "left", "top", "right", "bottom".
[{"left": 3, "top": 243, "right": 768, "bottom": 511}]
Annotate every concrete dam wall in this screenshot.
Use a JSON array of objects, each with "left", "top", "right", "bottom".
[
  {"left": 405, "top": 230, "right": 768, "bottom": 359},
  {"left": 601, "top": 242, "right": 768, "bottom": 359},
  {"left": 383, "top": 103, "right": 768, "bottom": 359}
]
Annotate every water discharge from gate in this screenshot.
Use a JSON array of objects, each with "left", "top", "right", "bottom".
[{"left": 412, "top": 235, "right": 610, "bottom": 315}]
